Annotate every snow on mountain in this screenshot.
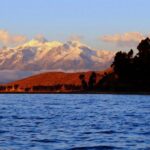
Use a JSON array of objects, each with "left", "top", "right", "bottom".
[{"left": 0, "top": 39, "right": 115, "bottom": 72}]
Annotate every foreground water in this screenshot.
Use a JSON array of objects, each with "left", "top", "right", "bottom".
[{"left": 0, "top": 94, "right": 149, "bottom": 150}]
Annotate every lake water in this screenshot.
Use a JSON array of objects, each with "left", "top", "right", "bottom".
[{"left": 0, "top": 94, "right": 149, "bottom": 150}]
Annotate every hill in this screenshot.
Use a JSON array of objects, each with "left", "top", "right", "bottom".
[{"left": 1, "top": 69, "right": 112, "bottom": 93}]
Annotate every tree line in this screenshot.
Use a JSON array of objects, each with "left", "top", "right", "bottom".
[
  {"left": 98, "top": 37, "right": 150, "bottom": 92},
  {"left": 0, "top": 72, "right": 99, "bottom": 92}
]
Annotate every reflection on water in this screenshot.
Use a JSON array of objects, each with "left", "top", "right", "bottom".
[{"left": 0, "top": 94, "right": 150, "bottom": 150}]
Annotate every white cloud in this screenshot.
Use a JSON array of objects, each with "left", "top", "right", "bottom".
[
  {"left": 0, "top": 29, "right": 27, "bottom": 46},
  {"left": 69, "top": 35, "right": 84, "bottom": 42},
  {"left": 101, "top": 32, "right": 146, "bottom": 47}
]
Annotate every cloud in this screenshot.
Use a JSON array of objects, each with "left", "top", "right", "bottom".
[
  {"left": 0, "top": 29, "right": 27, "bottom": 46},
  {"left": 69, "top": 35, "right": 84, "bottom": 42},
  {"left": 101, "top": 32, "right": 145, "bottom": 47}
]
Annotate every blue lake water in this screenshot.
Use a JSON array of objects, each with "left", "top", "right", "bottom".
[{"left": 0, "top": 94, "right": 149, "bottom": 150}]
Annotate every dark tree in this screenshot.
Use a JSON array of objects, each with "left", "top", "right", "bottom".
[
  {"left": 25, "top": 87, "right": 31, "bottom": 92},
  {"left": 99, "top": 37, "right": 150, "bottom": 91},
  {"left": 136, "top": 37, "right": 150, "bottom": 79},
  {"left": 88, "top": 72, "right": 97, "bottom": 90},
  {"left": 137, "top": 37, "right": 150, "bottom": 55},
  {"left": 0, "top": 86, "right": 6, "bottom": 91},
  {"left": 112, "top": 49, "right": 134, "bottom": 80},
  {"left": 64, "top": 84, "right": 81, "bottom": 91},
  {"left": 14, "top": 84, "right": 19, "bottom": 90},
  {"left": 79, "top": 74, "right": 88, "bottom": 90}
]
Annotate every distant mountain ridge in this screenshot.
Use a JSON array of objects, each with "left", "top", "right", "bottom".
[{"left": 0, "top": 39, "right": 114, "bottom": 71}]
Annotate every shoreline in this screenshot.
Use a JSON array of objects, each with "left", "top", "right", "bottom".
[{"left": 1, "top": 91, "right": 150, "bottom": 95}]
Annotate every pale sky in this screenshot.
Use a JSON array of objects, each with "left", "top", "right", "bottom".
[{"left": 0, "top": 0, "right": 150, "bottom": 51}]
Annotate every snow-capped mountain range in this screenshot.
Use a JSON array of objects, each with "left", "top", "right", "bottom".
[
  {"left": 0, "top": 39, "right": 115, "bottom": 83},
  {"left": 0, "top": 39, "right": 114, "bottom": 83}
]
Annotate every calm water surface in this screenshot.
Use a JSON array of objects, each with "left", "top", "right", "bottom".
[{"left": 0, "top": 94, "right": 149, "bottom": 150}]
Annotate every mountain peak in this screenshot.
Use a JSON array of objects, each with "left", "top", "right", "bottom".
[
  {"left": 0, "top": 40, "right": 115, "bottom": 73},
  {"left": 66, "top": 40, "right": 86, "bottom": 48},
  {"left": 23, "top": 39, "right": 42, "bottom": 47},
  {"left": 22, "top": 39, "right": 63, "bottom": 49}
]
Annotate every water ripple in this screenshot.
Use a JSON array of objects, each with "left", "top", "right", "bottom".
[{"left": 0, "top": 94, "right": 149, "bottom": 150}]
